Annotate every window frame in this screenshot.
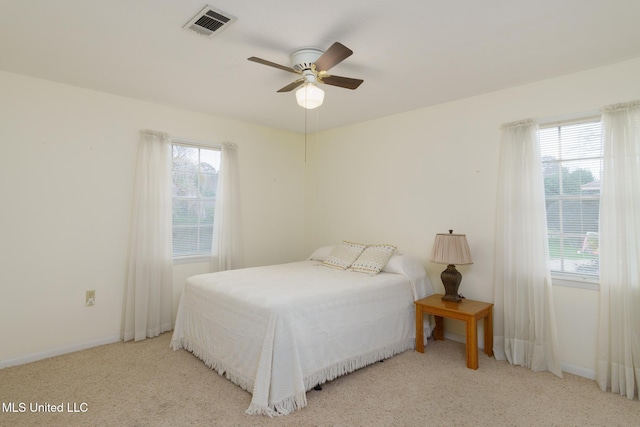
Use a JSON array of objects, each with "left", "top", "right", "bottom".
[
  {"left": 537, "top": 113, "right": 602, "bottom": 290},
  {"left": 170, "top": 138, "right": 222, "bottom": 263}
]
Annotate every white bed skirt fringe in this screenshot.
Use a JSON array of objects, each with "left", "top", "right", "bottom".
[
  {"left": 172, "top": 335, "right": 415, "bottom": 416},
  {"left": 170, "top": 337, "right": 256, "bottom": 399},
  {"left": 303, "top": 337, "right": 414, "bottom": 392}
]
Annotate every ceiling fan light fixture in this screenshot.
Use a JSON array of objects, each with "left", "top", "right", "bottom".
[{"left": 296, "top": 83, "right": 324, "bottom": 109}]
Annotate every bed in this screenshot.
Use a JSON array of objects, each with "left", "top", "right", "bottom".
[{"left": 170, "top": 244, "right": 434, "bottom": 416}]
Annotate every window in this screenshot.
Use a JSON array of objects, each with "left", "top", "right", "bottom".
[
  {"left": 171, "top": 142, "right": 221, "bottom": 259},
  {"left": 538, "top": 118, "right": 602, "bottom": 280}
]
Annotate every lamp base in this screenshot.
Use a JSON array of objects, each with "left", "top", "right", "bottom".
[
  {"left": 441, "top": 293, "right": 462, "bottom": 302},
  {"left": 440, "top": 264, "right": 463, "bottom": 303}
]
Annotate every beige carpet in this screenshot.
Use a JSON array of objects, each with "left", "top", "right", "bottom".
[{"left": 1, "top": 333, "right": 638, "bottom": 426}]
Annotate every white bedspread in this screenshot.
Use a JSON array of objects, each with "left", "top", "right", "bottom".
[{"left": 171, "top": 258, "right": 433, "bottom": 415}]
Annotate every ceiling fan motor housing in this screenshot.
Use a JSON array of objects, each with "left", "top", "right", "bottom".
[
  {"left": 290, "top": 48, "right": 323, "bottom": 72},
  {"left": 291, "top": 48, "right": 323, "bottom": 84}
]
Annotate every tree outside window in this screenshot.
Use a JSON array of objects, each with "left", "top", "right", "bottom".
[{"left": 171, "top": 143, "right": 221, "bottom": 258}]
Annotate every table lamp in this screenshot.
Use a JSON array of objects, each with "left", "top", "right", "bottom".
[{"left": 430, "top": 230, "right": 473, "bottom": 302}]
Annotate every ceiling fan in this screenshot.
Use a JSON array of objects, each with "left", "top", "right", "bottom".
[{"left": 248, "top": 42, "right": 364, "bottom": 109}]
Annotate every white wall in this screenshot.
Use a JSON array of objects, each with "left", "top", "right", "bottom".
[
  {"left": 0, "top": 71, "right": 305, "bottom": 366},
  {"left": 305, "top": 58, "right": 640, "bottom": 376},
  {"left": 3, "top": 58, "right": 640, "bottom": 376}
]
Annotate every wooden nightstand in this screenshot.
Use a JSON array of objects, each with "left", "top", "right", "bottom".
[{"left": 415, "top": 294, "right": 493, "bottom": 369}]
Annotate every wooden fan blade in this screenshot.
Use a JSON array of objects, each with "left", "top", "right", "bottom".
[
  {"left": 320, "top": 75, "right": 364, "bottom": 90},
  {"left": 247, "top": 57, "right": 299, "bottom": 74},
  {"left": 313, "top": 42, "right": 353, "bottom": 72},
  {"left": 277, "top": 79, "right": 305, "bottom": 93}
]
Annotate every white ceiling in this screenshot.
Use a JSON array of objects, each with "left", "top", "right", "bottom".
[{"left": 2, "top": 1, "right": 640, "bottom": 134}]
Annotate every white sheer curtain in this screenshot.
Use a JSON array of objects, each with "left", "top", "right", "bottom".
[
  {"left": 123, "top": 130, "right": 173, "bottom": 342},
  {"left": 210, "top": 142, "right": 242, "bottom": 272},
  {"left": 494, "top": 119, "right": 563, "bottom": 377},
  {"left": 596, "top": 101, "right": 640, "bottom": 400}
]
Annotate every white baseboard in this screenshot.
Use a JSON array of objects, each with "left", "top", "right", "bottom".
[
  {"left": 440, "top": 332, "right": 596, "bottom": 380},
  {"left": 443, "top": 331, "right": 474, "bottom": 345},
  {"left": 561, "top": 362, "right": 596, "bottom": 380},
  {"left": 0, "top": 335, "right": 121, "bottom": 369}
]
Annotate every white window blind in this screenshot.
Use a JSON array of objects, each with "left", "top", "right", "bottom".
[
  {"left": 538, "top": 118, "right": 602, "bottom": 279},
  {"left": 171, "top": 143, "right": 221, "bottom": 259}
]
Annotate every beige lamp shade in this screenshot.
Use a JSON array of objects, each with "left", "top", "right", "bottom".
[{"left": 430, "top": 231, "right": 473, "bottom": 265}]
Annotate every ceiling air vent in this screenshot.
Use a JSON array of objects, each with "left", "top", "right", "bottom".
[{"left": 183, "top": 5, "right": 237, "bottom": 38}]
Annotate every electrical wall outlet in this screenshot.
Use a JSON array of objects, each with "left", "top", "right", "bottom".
[{"left": 86, "top": 290, "right": 95, "bottom": 306}]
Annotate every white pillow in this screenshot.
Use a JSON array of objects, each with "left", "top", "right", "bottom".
[
  {"left": 351, "top": 244, "right": 397, "bottom": 274},
  {"left": 322, "top": 241, "right": 367, "bottom": 270},
  {"left": 382, "top": 254, "right": 406, "bottom": 274},
  {"left": 383, "top": 254, "right": 424, "bottom": 276},
  {"left": 307, "top": 245, "right": 336, "bottom": 261}
]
